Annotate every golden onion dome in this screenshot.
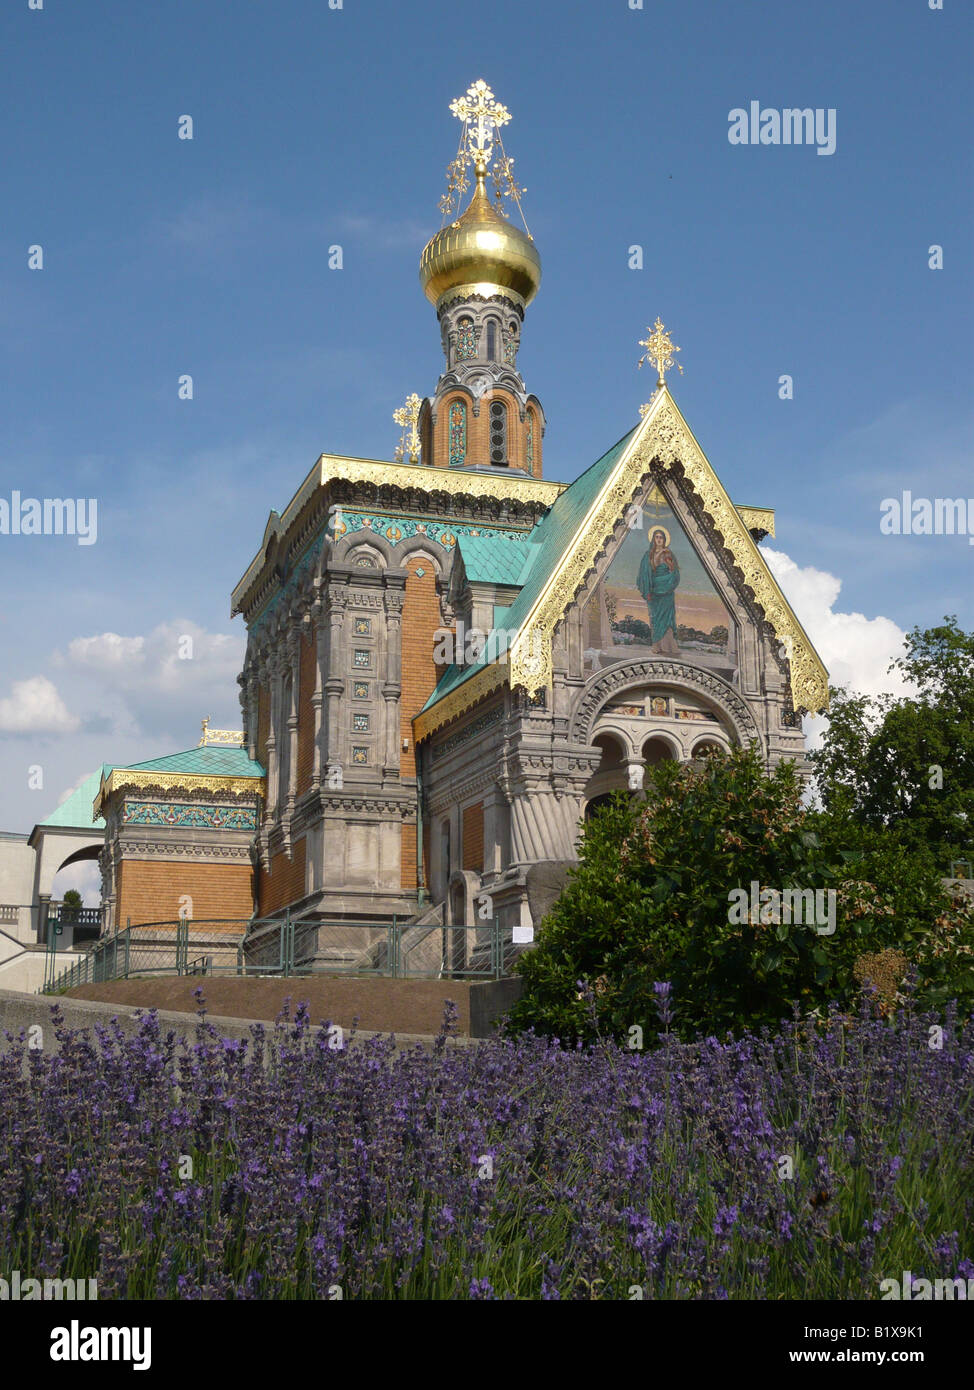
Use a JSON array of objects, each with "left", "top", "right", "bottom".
[{"left": 420, "top": 172, "right": 541, "bottom": 310}]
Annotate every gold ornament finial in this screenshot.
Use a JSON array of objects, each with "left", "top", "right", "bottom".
[
  {"left": 393, "top": 392, "right": 422, "bottom": 463},
  {"left": 638, "top": 317, "right": 684, "bottom": 388},
  {"left": 438, "top": 79, "right": 531, "bottom": 234}
]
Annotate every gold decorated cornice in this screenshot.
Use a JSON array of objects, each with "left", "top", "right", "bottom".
[
  {"left": 412, "top": 661, "right": 507, "bottom": 742},
  {"left": 231, "top": 452, "right": 566, "bottom": 615},
  {"left": 95, "top": 769, "right": 265, "bottom": 819},
  {"left": 318, "top": 455, "right": 564, "bottom": 505},
  {"left": 508, "top": 388, "right": 828, "bottom": 715}
]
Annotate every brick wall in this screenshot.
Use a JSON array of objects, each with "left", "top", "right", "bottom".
[
  {"left": 257, "top": 837, "right": 308, "bottom": 916},
  {"left": 116, "top": 860, "right": 253, "bottom": 929},
  {"left": 430, "top": 388, "right": 537, "bottom": 472},
  {"left": 400, "top": 557, "right": 448, "bottom": 778},
  {"left": 462, "top": 801, "right": 484, "bottom": 873},
  {"left": 296, "top": 625, "right": 316, "bottom": 796}
]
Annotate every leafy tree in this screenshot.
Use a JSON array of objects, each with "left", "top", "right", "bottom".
[
  {"left": 61, "top": 889, "right": 83, "bottom": 920},
  {"left": 810, "top": 618, "right": 974, "bottom": 864},
  {"left": 507, "top": 744, "right": 974, "bottom": 1044}
]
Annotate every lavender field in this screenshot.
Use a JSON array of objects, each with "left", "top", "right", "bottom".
[{"left": 1, "top": 996, "right": 971, "bottom": 1300}]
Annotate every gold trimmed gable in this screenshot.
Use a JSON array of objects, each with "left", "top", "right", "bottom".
[{"left": 508, "top": 388, "right": 828, "bottom": 714}]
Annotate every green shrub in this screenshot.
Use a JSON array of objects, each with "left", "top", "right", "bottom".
[{"left": 507, "top": 745, "right": 974, "bottom": 1043}]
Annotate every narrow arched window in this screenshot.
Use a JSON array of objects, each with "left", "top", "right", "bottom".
[
  {"left": 486, "top": 321, "right": 497, "bottom": 362},
  {"left": 526, "top": 412, "right": 534, "bottom": 472},
  {"left": 489, "top": 399, "right": 508, "bottom": 465},
  {"left": 448, "top": 400, "right": 466, "bottom": 467},
  {"left": 456, "top": 318, "right": 476, "bottom": 361}
]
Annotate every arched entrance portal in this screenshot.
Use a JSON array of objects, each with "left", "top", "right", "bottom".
[
  {"left": 690, "top": 738, "right": 726, "bottom": 761},
  {"left": 642, "top": 735, "right": 679, "bottom": 768},
  {"left": 583, "top": 732, "right": 631, "bottom": 819}
]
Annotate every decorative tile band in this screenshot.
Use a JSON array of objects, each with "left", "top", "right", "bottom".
[
  {"left": 335, "top": 513, "right": 530, "bottom": 550},
  {"left": 122, "top": 801, "right": 258, "bottom": 831}
]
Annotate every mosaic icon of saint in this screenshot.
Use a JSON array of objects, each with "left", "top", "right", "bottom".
[{"left": 636, "top": 527, "right": 680, "bottom": 654}]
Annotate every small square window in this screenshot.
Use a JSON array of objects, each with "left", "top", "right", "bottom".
[
  {"left": 352, "top": 746, "right": 368, "bottom": 765},
  {"left": 353, "top": 681, "right": 370, "bottom": 699},
  {"left": 354, "top": 617, "right": 372, "bottom": 635},
  {"left": 353, "top": 649, "right": 371, "bottom": 669},
  {"left": 353, "top": 713, "right": 370, "bottom": 732}
]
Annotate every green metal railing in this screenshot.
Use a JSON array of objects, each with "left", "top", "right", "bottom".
[{"left": 40, "top": 913, "right": 526, "bottom": 994}]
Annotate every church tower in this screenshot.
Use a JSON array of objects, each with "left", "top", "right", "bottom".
[{"left": 418, "top": 81, "right": 545, "bottom": 477}]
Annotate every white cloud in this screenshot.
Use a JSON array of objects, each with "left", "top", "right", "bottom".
[
  {"left": 57, "top": 620, "right": 245, "bottom": 742},
  {"left": 51, "top": 859, "right": 102, "bottom": 906},
  {"left": 67, "top": 633, "right": 145, "bottom": 669},
  {"left": 0, "top": 676, "right": 80, "bottom": 735},
  {"left": 763, "top": 546, "right": 913, "bottom": 749}
]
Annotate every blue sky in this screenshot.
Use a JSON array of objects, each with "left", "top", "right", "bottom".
[{"left": 1, "top": 0, "right": 971, "bottom": 848}]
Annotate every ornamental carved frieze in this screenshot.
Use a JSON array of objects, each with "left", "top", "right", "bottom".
[
  {"left": 431, "top": 703, "right": 505, "bottom": 761},
  {"left": 572, "top": 660, "right": 761, "bottom": 748},
  {"left": 118, "top": 840, "right": 253, "bottom": 861},
  {"left": 316, "top": 799, "right": 417, "bottom": 819},
  {"left": 383, "top": 590, "right": 406, "bottom": 615}
]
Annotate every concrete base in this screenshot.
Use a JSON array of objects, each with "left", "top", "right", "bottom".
[
  {"left": 0, "top": 987, "right": 478, "bottom": 1057},
  {"left": 0, "top": 945, "right": 78, "bottom": 994},
  {"left": 42, "top": 973, "right": 523, "bottom": 1039}
]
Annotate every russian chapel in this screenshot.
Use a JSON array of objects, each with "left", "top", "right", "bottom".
[{"left": 97, "top": 80, "right": 828, "bottom": 938}]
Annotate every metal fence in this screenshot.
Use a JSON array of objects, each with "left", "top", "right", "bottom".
[
  {"left": 41, "top": 914, "right": 527, "bottom": 993},
  {"left": 42, "top": 918, "right": 246, "bottom": 993}
]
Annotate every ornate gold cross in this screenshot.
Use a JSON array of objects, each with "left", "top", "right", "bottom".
[
  {"left": 393, "top": 393, "right": 422, "bottom": 464},
  {"left": 449, "top": 79, "right": 511, "bottom": 174},
  {"left": 638, "top": 317, "right": 684, "bottom": 388}
]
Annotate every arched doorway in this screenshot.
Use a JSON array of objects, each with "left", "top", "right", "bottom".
[
  {"left": 642, "top": 735, "right": 679, "bottom": 767},
  {"left": 583, "top": 732, "right": 632, "bottom": 818},
  {"left": 50, "top": 843, "right": 104, "bottom": 942},
  {"left": 690, "top": 738, "right": 726, "bottom": 761}
]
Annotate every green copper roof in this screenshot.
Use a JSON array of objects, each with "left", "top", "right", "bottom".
[
  {"left": 125, "top": 746, "right": 266, "bottom": 778},
  {"left": 499, "top": 427, "right": 637, "bottom": 635},
  {"left": 419, "top": 427, "right": 638, "bottom": 718},
  {"left": 40, "top": 765, "right": 113, "bottom": 829},
  {"left": 456, "top": 533, "right": 535, "bottom": 586}
]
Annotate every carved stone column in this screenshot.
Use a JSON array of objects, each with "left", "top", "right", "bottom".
[
  {"left": 324, "top": 586, "right": 348, "bottom": 787},
  {"left": 625, "top": 760, "right": 646, "bottom": 795},
  {"left": 311, "top": 600, "right": 325, "bottom": 791},
  {"left": 482, "top": 785, "right": 505, "bottom": 877},
  {"left": 283, "top": 628, "right": 301, "bottom": 848},
  {"left": 244, "top": 668, "right": 259, "bottom": 763},
  {"left": 382, "top": 586, "right": 404, "bottom": 779},
  {"left": 264, "top": 651, "right": 282, "bottom": 822}
]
